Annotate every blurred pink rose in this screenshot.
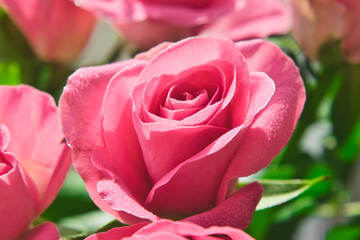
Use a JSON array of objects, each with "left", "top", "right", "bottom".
[
  {"left": 0, "top": 85, "right": 71, "bottom": 240},
  {"left": 291, "top": 0, "right": 360, "bottom": 63},
  {"left": 60, "top": 37, "right": 305, "bottom": 228},
  {"left": 74, "top": 0, "right": 292, "bottom": 49},
  {"left": 85, "top": 220, "right": 254, "bottom": 240},
  {"left": 0, "top": 0, "right": 96, "bottom": 62}
]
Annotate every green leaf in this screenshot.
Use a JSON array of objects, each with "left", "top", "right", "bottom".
[
  {"left": 239, "top": 176, "right": 330, "bottom": 211},
  {"left": 58, "top": 210, "right": 117, "bottom": 239}
]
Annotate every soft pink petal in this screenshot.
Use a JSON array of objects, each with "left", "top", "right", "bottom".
[
  {"left": 184, "top": 182, "right": 263, "bottom": 229},
  {"left": 20, "top": 222, "right": 60, "bottom": 240},
  {"left": 133, "top": 103, "right": 228, "bottom": 184},
  {"left": 200, "top": 225, "right": 254, "bottom": 240},
  {"left": 97, "top": 179, "right": 158, "bottom": 222},
  {"left": 0, "top": 124, "right": 10, "bottom": 151},
  {"left": 144, "top": 129, "right": 238, "bottom": 216},
  {"left": 102, "top": 61, "right": 151, "bottom": 204},
  {"left": 217, "top": 40, "right": 305, "bottom": 200},
  {"left": 86, "top": 220, "right": 254, "bottom": 240},
  {"left": 0, "top": 85, "right": 71, "bottom": 214},
  {"left": 200, "top": 0, "right": 292, "bottom": 40},
  {"left": 60, "top": 61, "right": 137, "bottom": 150},
  {"left": 0, "top": 152, "right": 35, "bottom": 240},
  {"left": 137, "top": 37, "right": 246, "bottom": 83},
  {"left": 0, "top": 0, "right": 96, "bottom": 61},
  {"left": 137, "top": 220, "right": 254, "bottom": 239},
  {"left": 85, "top": 222, "right": 149, "bottom": 240},
  {"left": 60, "top": 60, "right": 143, "bottom": 221}
]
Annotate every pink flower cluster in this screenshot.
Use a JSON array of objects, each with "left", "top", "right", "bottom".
[{"left": 0, "top": 0, "right": 313, "bottom": 239}]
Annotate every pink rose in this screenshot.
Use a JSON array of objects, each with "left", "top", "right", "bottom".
[
  {"left": 0, "top": 85, "right": 71, "bottom": 240},
  {"left": 60, "top": 37, "right": 305, "bottom": 228},
  {"left": 85, "top": 220, "right": 254, "bottom": 240},
  {"left": 291, "top": 0, "right": 360, "bottom": 63},
  {"left": 0, "top": 0, "right": 96, "bottom": 62},
  {"left": 74, "top": 0, "right": 292, "bottom": 49}
]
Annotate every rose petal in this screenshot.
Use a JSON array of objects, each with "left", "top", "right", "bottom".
[
  {"left": 60, "top": 59, "right": 143, "bottom": 221},
  {"left": 84, "top": 222, "right": 149, "bottom": 240},
  {"left": 97, "top": 179, "right": 158, "bottom": 222},
  {"left": 0, "top": 152, "right": 35, "bottom": 240},
  {"left": 21, "top": 222, "right": 60, "bottom": 240},
  {"left": 0, "top": 124, "right": 10, "bottom": 151},
  {"left": 61, "top": 61, "right": 138, "bottom": 150},
  {"left": 137, "top": 37, "right": 246, "bottom": 86},
  {"left": 102, "top": 61, "right": 151, "bottom": 204},
  {"left": 217, "top": 40, "right": 305, "bottom": 201},
  {"left": 86, "top": 220, "right": 254, "bottom": 240},
  {"left": 184, "top": 182, "right": 263, "bottom": 229}
]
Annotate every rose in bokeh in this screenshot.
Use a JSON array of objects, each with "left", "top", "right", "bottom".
[
  {"left": 85, "top": 220, "right": 254, "bottom": 240},
  {"left": 291, "top": 0, "right": 360, "bottom": 63},
  {"left": 60, "top": 37, "right": 305, "bottom": 228},
  {"left": 0, "top": 85, "right": 71, "bottom": 240},
  {"left": 0, "top": 0, "right": 96, "bottom": 62},
  {"left": 74, "top": 0, "right": 292, "bottom": 49}
]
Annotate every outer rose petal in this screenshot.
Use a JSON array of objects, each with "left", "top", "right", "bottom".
[
  {"left": 0, "top": 0, "right": 96, "bottom": 61},
  {"left": 0, "top": 152, "right": 35, "bottom": 240},
  {"left": 217, "top": 40, "right": 305, "bottom": 201},
  {"left": 20, "top": 222, "right": 60, "bottom": 240},
  {"left": 85, "top": 222, "right": 149, "bottom": 240},
  {"left": 200, "top": 0, "right": 292, "bottom": 40},
  {"left": 0, "top": 85, "right": 71, "bottom": 214},
  {"left": 184, "top": 182, "right": 262, "bottom": 229},
  {"left": 85, "top": 220, "right": 254, "bottom": 240},
  {"left": 60, "top": 59, "right": 148, "bottom": 221}
]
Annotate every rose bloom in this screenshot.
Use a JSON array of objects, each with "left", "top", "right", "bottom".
[
  {"left": 60, "top": 37, "right": 305, "bottom": 227},
  {"left": 74, "top": 0, "right": 292, "bottom": 49},
  {"left": 0, "top": 0, "right": 96, "bottom": 62},
  {"left": 291, "top": 0, "right": 360, "bottom": 63},
  {"left": 86, "top": 220, "right": 254, "bottom": 240},
  {"left": 0, "top": 85, "right": 71, "bottom": 240}
]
